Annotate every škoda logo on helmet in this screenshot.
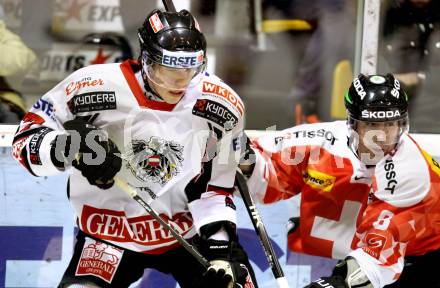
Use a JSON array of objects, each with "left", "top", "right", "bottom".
[
  {"left": 361, "top": 110, "right": 401, "bottom": 119},
  {"left": 353, "top": 77, "right": 366, "bottom": 100}
]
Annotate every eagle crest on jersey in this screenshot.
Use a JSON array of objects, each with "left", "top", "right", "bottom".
[{"left": 124, "top": 137, "right": 184, "bottom": 185}]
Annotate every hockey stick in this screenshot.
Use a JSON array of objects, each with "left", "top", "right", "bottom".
[
  {"left": 162, "top": 0, "right": 177, "bottom": 12},
  {"left": 114, "top": 177, "right": 210, "bottom": 269},
  {"left": 235, "top": 172, "right": 290, "bottom": 288}
]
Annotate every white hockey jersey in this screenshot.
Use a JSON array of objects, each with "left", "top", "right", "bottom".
[
  {"left": 247, "top": 121, "right": 440, "bottom": 288},
  {"left": 12, "top": 60, "right": 244, "bottom": 254}
]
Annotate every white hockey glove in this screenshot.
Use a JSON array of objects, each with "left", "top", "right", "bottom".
[{"left": 304, "top": 257, "right": 373, "bottom": 288}]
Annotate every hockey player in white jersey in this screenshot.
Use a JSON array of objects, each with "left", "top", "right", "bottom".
[{"left": 12, "top": 8, "right": 256, "bottom": 288}]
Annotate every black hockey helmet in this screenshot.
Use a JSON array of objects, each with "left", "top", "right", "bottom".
[
  {"left": 138, "top": 9, "right": 206, "bottom": 65},
  {"left": 344, "top": 74, "right": 409, "bottom": 122},
  {"left": 345, "top": 74, "right": 410, "bottom": 162},
  {"left": 82, "top": 32, "right": 133, "bottom": 62},
  {"left": 138, "top": 9, "right": 207, "bottom": 91}
]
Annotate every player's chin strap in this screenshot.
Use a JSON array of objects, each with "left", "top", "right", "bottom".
[{"left": 335, "top": 257, "right": 373, "bottom": 288}]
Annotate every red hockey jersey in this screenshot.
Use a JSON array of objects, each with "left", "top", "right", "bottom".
[{"left": 247, "top": 121, "right": 440, "bottom": 287}]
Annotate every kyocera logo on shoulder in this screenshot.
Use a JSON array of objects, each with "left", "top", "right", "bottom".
[{"left": 161, "top": 49, "right": 204, "bottom": 68}]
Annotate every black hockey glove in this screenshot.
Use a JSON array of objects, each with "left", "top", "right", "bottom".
[
  {"left": 193, "top": 238, "right": 254, "bottom": 288},
  {"left": 238, "top": 134, "right": 255, "bottom": 178},
  {"left": 287, "top": 217, "right": 300, "bottom": 236},
  {"left": 51, "top": 118, "right": 122, "bottom": 189}
]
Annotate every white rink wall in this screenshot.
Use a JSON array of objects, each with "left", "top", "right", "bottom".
[{"left": 1, "top": 125, "right": 439, "bottom": 288}]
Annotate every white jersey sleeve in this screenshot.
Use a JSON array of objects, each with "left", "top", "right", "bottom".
[
  {"left": 11, "top": 71, "right": 82, "bottom": 176},
  {"left": 12, "top": 64, "right": 119, "bottom": 177},
  {"left": 187, "top": 76, "right": 245, "bottom": 233}
]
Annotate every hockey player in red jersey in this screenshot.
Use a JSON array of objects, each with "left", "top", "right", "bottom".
[
  {"left": 12, "top": 7, "right": 256, "bottom": 288},
  {"left": 240, "top": 74, "right": 440, "bottom": 288}
]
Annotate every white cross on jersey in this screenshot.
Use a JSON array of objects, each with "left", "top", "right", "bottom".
[{"left": 310, "top": 200, "right": 362, "bottom": 259}]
